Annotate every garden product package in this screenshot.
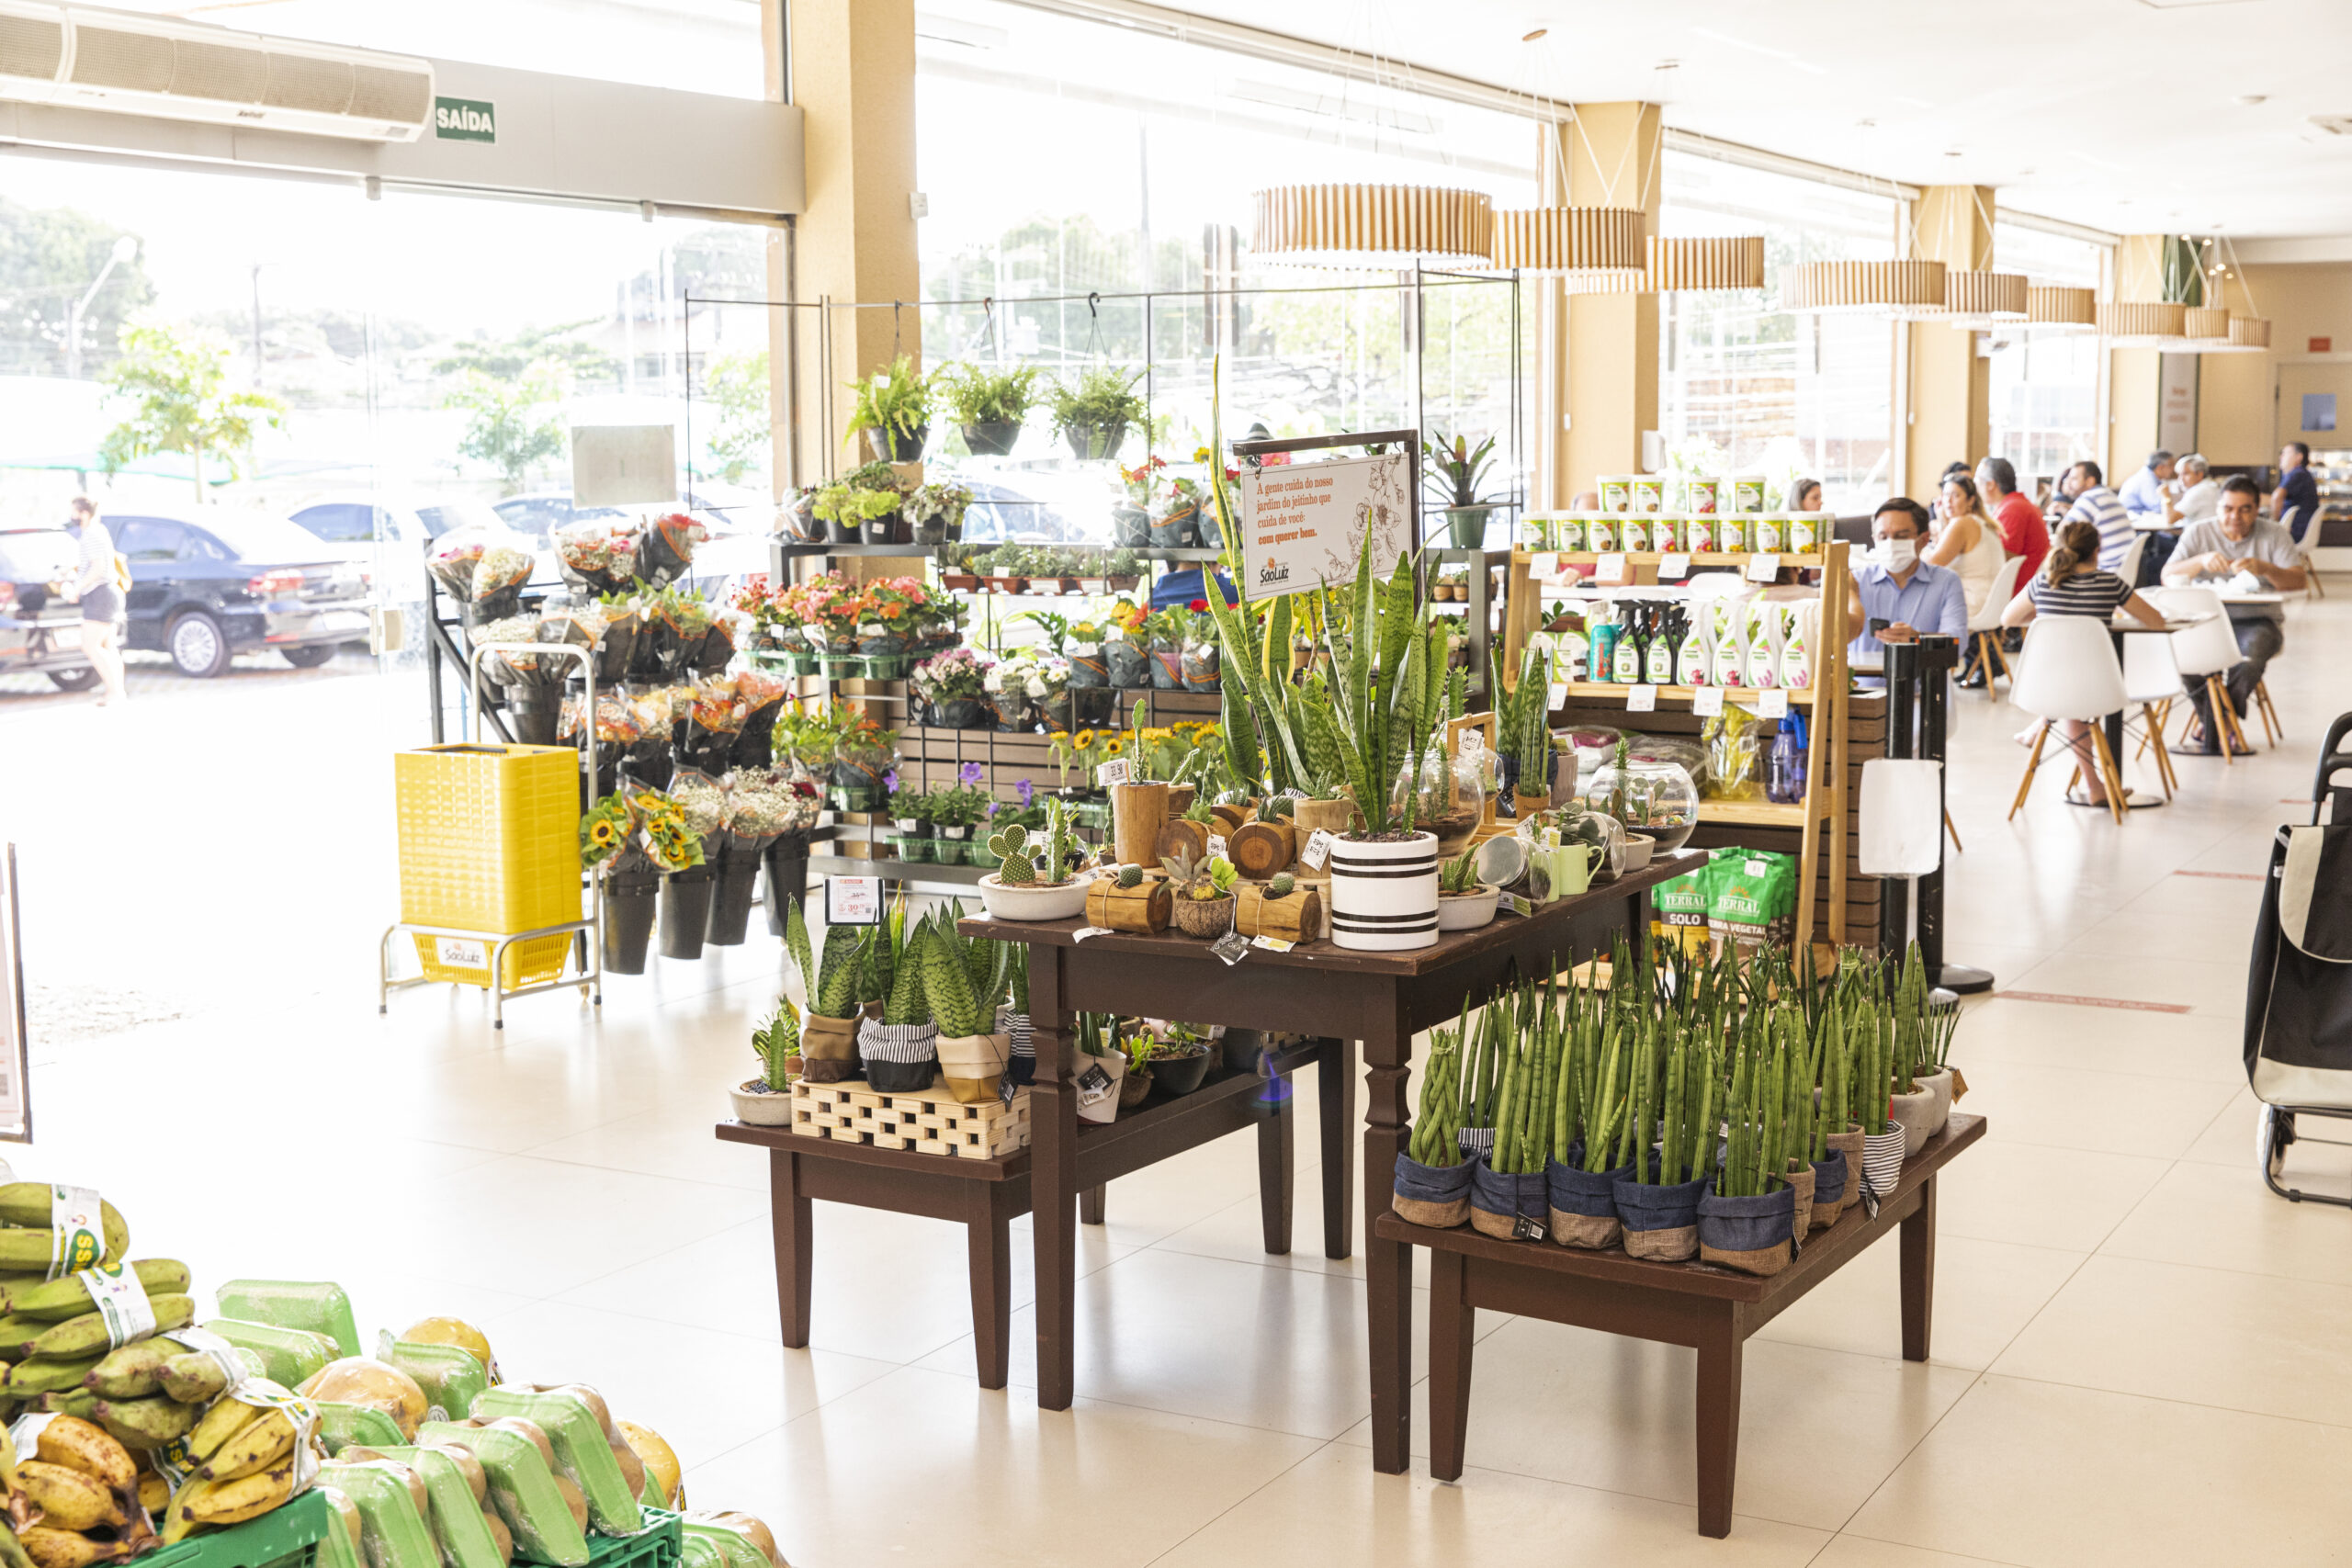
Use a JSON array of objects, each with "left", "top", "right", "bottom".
[
  {"left": 1704, "top": 847, "right": 1796, "bottom": 953},
  {"left": 1651, "top": 862, "right": 1716, "bottom": 959}
]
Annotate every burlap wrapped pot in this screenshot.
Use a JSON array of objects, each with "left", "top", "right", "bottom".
[
  {"left": 936, "top": 1032, "right": 1011, "bottom": 1104},
  {"left": 1391, "top": 1153, "right": 1473, "bottom": 1229},
  {"left": 1547, "top": 1155, "right": 1632, "bottom": 1249},
  {"left": 799, "top": 1011, "right": 861, "bottom": 1084}
]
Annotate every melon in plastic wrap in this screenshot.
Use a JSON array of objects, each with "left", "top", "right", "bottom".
[{"left": 301, "top": 1357, "right": 431, "bottom": 1440}]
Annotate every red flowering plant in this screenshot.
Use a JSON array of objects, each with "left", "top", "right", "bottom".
[
  {"left": 1118, "top": 455, "right": 1167, "bottom": 506},
  {"left": 729, "top": 574, "right": 797, "bottom": 648},
  {"left": 798, "top": 572, "right": 869, "bottom": 655}
]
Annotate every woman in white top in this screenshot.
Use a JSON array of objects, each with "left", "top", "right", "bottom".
[
  {"left": 65, "top": 495, "right": 127, "bottom": 707},
  {"left": 1925, "top": 471, "right": 2007, "bottom": 618}
]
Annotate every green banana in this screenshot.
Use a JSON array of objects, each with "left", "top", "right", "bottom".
[
  {"left": 28, "top": 1294, "right": 193, "bottom": 1361},
  {"left": 0, "top": 1315, "right": 49, "bottom": 1359},
  {"left": 85, "top": 1339, "right": 174, "bottom": 1397},
  {"left": 1, "top": 1356, "right": 99, "bottom": 1393},
  {"left": 0, "top": 1187, "right": 129, "bottom": 1266},
  {"left": 88, "top": 1393, "right": 197, "bottom": 1449},
  {"left": 3, "top": 1262, "right": 189, "bottom": 1323},
  {"left": 157, "top": 1351, "right": 230, "bottom": 1404},
  {"left": 0, "top": 1519, "right": 31, "bottom": 1568}
]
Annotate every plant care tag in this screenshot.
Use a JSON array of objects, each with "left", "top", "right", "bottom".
[
  {"left": 1208, "top": 834, "right": 1227, "bottom": 860},
  {"left": 1951, "top": 1067, "right": 1969, "bottom": 1100},
  {"left": 1597, "top": 552, "right": 1628, "bottom": 584},
  {"left": 1096, "top": 758, "right": 1135, "bottom": 785},
  {"left": 1070, "top": 925, "right": 1114, "bottom": 942},
  {"left": 1548, "top": 682, "right": 1569, "bottom": 710},
  {"left": 1498, "top": 892, "right": 1532, "bottom": 917},
  {"left": 1529, "top": 551, "right": 1559, "bottom": 579},
  {"left": 1300, "top": 829, "right": 1335, "bottom": 870},
  {"left": 998, "top": 1074, "right": 1017, "bottom": 1106},
  {"left": 1692, "top": 685, "right": 1725, "bottom": 716},
  {"left": 48, "top": 1185, "right": 104, "bottom": 1280},
  {"left": 1512, "top": 1214, "right": 1549, "bottom": 1243},
  {"left": 1251, "top": 933, "right": 1295, "bottom": 953},
  {"left": 1757, "top": 689, "right": 1790, "bottom": 718},
  {"left": 1075, "top": 1063, "right": 1115, "bottom": 1106},
  {"left": 1625, "top": 684, "right": 1658, "bottom": 713},
  {"left": 76, "top": 1261, "right": 155, "bottom": 1349},
  {"left": 825, "top": 875, "right": 883, "bottom": 925},
  {"left": 1211, "top": 931, "right": 1250, "bottom": 966},
  {"left": 1747, "top": 552, "right": 1781, "bottom": 582},
  {"left": 1658, "top": 552, "right": 1691, "bottom": 580}
]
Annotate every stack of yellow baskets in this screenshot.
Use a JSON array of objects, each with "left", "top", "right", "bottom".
[{"left": 394, "top": 742, "right": 582, "bottom": 989}]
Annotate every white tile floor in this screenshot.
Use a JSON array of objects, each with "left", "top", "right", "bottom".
[{"left": 11, "top": 577, "right": 2351, "bottom": 1566}]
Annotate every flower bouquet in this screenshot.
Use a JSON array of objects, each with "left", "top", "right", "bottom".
[
  {"left": 659, "top": 767, "right": 727, "bottom": 958},
  {"left": 1102, "top": 598, "right": 1150, "bottom": 688},
  {"left": 708, "top": 764, "right": 799, "bottom": 943},
  {"left": 554, "top": 520, "right": 640, "bottom": 596},
  {"left": 537, "top": 599, "right": 637, "bottom": 686},
  {"left": 677, "top": 679, "right": 749, "bottom": 775},
  {"left": 1113, "top": 457, "right": 1162, "bottom": 547},
  {"left": 1143, "top": 606, "right": 1188, "bottom": 689},
  {"left": 911, "top": 646, "right": 992, "bottom": 728},
  {"left": 829, "top": 709, "right": 899, "bottom": 813},
  {"left": 625, "top": 688, "right": 680, "bottom": 789},
  {"left": 731, "top": 668, "right": 790, "bottom": 767},
  {"left": 1180, "top": 603, "right": 1221, "bottom": 691},
  {"left": 750, "top": 763, "right": 825, "bottom": 935},
  {"left": 561, "top": 692, "right": 641, "bottom": 797},
  {"left": 636, "top": 511, "right": 710, "bottom": 589}
]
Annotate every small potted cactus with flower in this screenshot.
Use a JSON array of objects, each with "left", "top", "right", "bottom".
[
  {"left": 976, "top": 796, "right": 1095, "bottom": 921},
  {"left": 1163, "top": 845, "right": 1240, "bottom": 939}
]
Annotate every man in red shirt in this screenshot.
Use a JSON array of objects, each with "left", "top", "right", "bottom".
[{"left": 1976, "top": 456, "right": 2049, "bottom": 585}]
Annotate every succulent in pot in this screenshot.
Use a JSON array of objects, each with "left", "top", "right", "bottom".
[
  {"left": 729, "top": 998, "right": 800, "bottom": 1124},
  {"left": 1162, "top": 845, "right": 1238, "bottom": 939},
  {"left": 978, "top": 796, "right": 1092, "bottom": 920}
]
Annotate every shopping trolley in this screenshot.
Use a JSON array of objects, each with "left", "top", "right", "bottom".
[{"left": 2247, "top": 712, "right": 2352, "bottom": 1206}]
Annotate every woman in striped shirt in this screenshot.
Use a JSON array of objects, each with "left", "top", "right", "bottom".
[{"left": 2000, "top": 520, "right": 2164, "bottom": 808}]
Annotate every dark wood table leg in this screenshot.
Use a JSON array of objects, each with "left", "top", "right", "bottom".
[
  {"left": 967, "top": 1181, "right": 1011, "bottom": 1390},
  {"left": 769, "top": 1147, "right": 811, "bottom": 1349},
  {"left": 1694, "top": 1306, "right": 1745, "bottom": 1540},
  {"left": 1362, "top": 994, "right": 1414, "bottom": 1472},
  {"left": 1080, "top": 1185, "right": 1106, "bottom": 1226},
  {"left": 1030, "top": 944, "right": 1079, "bottom": 1411},
  {"left": 1901, "top": 1173, "right": 1937, "bottom": 1362},
  {"left": 1320, "top": 1034, "right": 1356, "bottom": 1260},
  {"left": 1258, "top": 1059, "right": 1294, "bottom": 1255},
  {"left": 1428, "top": 1247, "right": 1474, "bottom": 1482}
]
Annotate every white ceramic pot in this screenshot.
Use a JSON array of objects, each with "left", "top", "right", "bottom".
[
  {"left": 1916, "top": 1068, "right": 1954, "bottom": 1137},
  {"left": 976, "top": 872, "right": 1092, "bottom": 922},
  {"left": 1886, "top": 1086, "right": 1939, "bottom": 1154},
  {"left": 1074, "top": 1050, "right": 1126, "bottom": 1124},
  {"left": 1437, "top": 887, "right": 1498, "bottom": 931},
  {"left": 729, "top": 1081, "right": 795, "bottom": 1126},
  {"left": 1329, "top": 831, "right": 1440, "bottom": 951},
  {"left": 1621, "top": 833, "right": 1656, "bottom": 872}
]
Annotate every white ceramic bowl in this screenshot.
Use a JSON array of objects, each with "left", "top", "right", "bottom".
[
  {"left": 977, "top": 872, "right": 1093, "bottom": 922},
  {"left": 729, "top": 1082, "right": 795, "bottom": 1126},
  {"left": 1622, "top": 833, "right": 1656, "bottom": 871},
  {"left": 1438, "top": 887, "right": 1499, "bottom": 931}
]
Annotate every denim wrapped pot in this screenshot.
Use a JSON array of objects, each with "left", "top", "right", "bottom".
[
  {"left": 1612, "top": 1173, "right": 1708, "bottom": 1261},
  {"left": 1392, "top": 1153, "right": 1473, "bottom": 1229},
  {"left": 858, "top": 1018, "right": 939, "bottom": 1093},
  {"left": 1548, "top": 1153, "right": 1634, "bottom": 1249},
  {"left": 1468, "top": 1155, "right": 1549, "bottom": 1241},
  {"left": 1808, "top": 1149, "right": 1849, "bottom": 1231},
  {"left": 1696, "top": 1184, "right": 1797, "bottom": 1277}
]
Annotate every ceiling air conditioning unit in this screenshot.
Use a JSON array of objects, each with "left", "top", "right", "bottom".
[{"left": 0, "top": 1, "right": 433, "bottom": 141}]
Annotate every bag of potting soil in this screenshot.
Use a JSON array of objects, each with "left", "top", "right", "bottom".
[
  {"left": 1704, "top": 847, "right": 1795, "bottom": 954},
  {"left": 1651, "top": 861, "right": 1715, "bottom": 960},
  {"left": 636, "top": 513, "right": 708, "bottom": 588}
]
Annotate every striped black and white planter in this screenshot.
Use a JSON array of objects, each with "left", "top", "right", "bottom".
[{"left": 1328, "top": 830, "right": 1441, "bottom": 952}]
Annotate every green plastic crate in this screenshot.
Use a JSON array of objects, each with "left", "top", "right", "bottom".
[
  {"left": 142, "top": 1487, "right": 331, "bottom": 1568},
  {"left": 572, "top": 1509, "right": 682, "bottom": 1568}
]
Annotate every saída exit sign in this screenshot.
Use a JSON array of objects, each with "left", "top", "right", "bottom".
[{"left": 434, "top": 97, "right": 496, "bottom": 143}]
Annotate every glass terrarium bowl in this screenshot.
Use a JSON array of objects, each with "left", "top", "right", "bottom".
[{"left": 1580, "top": 757, "right": 1699, "bottom": 852}]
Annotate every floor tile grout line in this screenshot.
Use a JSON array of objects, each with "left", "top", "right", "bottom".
[
  {"left": 1820, "top": 1524, "right": 2040, "bottom": 1568},
  {"left": 1136, "top": 1438, "right": 1346, "bottom": 1568},
  {"left": 1969, "top": 1364, "right": 2352, "bottom": 1434}
]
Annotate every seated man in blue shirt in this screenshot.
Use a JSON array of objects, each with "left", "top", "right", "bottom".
[
  {"left": 2120, "top": 449, "right": 2173, "bottom": 521},
  {"left": 1847, "top": 497, "right": 1970, "bottom": 662}
]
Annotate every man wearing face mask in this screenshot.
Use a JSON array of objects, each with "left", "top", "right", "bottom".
[{"left": 1847, "top": 497, "right": 1968, "bottom": 662}]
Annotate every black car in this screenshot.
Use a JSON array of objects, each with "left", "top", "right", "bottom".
[
  {"left": 108, "top": 510, "right": 373, "bottom": 677},
  {"left": 0, "top": 527, "right": 97, "bottom": 690}
]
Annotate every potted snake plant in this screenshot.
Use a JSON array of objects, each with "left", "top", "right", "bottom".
[{"left": 729, "top": 998, "right": 800, "bottom": 1124}]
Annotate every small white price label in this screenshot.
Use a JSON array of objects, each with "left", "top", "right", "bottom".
[
  {"left": 1747, "top": 552, "right": 1782, "bottom": 582},
  {"left": 1756, "top": 689, "right": 1791, "bottom": 718},
  {"left": 1546, "top": 682, "right": 1568, "bottom": 710},
  {"left": 1095, "top": 758, "right": 1135, "bottom": 785},
  {"left": 1207, "top": 834, "right": 1227, "bottom": 860},
  {"left": 1657, "top": 552, "right": 1691, "bottom": 580},
  {"left": 1299, "top": 829, "right": 1335, "bottom": 870},
  {"left": 1498, "top": 892, "right": 1532, "bottom": 917},
  {"left": 824, "top": 875, "right": 883, "bottom": 925},
  {"left": 1625, "top": 684, "right": 1659, "bottom": 713},
  {"left": 1070, "top": 925, "right": 1114, "bottom": 942},
  {"left": 1596, "top": 553, "right": 1629, "bottom": 584},
  {"left": 1529, "top": 551, "right": 1559, "bottom": 579},
  {"left": 1251, "top": 933, "right": 1295, "bottom": 953},
  {"left": 1691, "top": 685, "right": 1725, "bottom": 716}
]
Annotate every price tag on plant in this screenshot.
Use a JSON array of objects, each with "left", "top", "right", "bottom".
[
  {"left": 1692, "top": 685, "right": 1725, "bottom": 716},
  {"left": 1747, "top": 552, "right": 1781, "bottom": 582},
  {"left": 1497, "top": 892, "right": 1531, "bottom": 917},
  {"left": 1251, "top": 933, "right": 1295, "bottom": 953},
  {"left": 1529, "top": 551, "right": 1559, "bottom": 579},
  {"left": 1207, "top": 835, "right": 1227, "bottom": 860},
  {"left": 824, "top": 875, "right": 883, "bottom": 925},
  {"left": 1625, "top": 684, "right": 1658, "bottom": 713},
  {"left": 1210, "top": 931, "right": 1250, "bottom": 966},
  {"left": 1096, "top": 758, "right": 1134, "bottom": 786},
  {"left": 1657, "top": 552, "right": 1691, "bottom": 580},
  {"left": 998, "top": 1075, "right": 1017, "bottom": 1106},
  {"left": 1511, "top": 1214, "right": 1550, "bottom": 1243},
  {"left": 1070, "top": 925, "right": 1114, "bottom": 942},
  {"left": 1076, "top": 1064, "right": 1115, "bottom": 1107},
  {"left": 1596, "top": 552, "right": 1629, "bottom": 584},
  {"left": 1299, "top": 829, "right": 1335, "bottom": 870},
  {"left": 1757, "top": 688, "right": 1790, "bottom": 718}
]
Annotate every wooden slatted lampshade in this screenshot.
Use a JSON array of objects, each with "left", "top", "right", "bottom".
[
  {"left": 2183, "top": 306, "right": 2233, "bottom": 344},
  {"left": 1935, "top": 270, "right": 2030, "bottom": 324},
  {"left": 1250, "top": 183, "right": 1497, "bottom": 269},
  {"left": 1645, "top": 234, "right": 1765, "bottom": 291},
  {"left": 2228, "top": 316, "right": 2273, "bottom": 349},
  {"left": 2095, "top": 300, "right": 2188, "bottom": 344},
  {"left": 1487, "top": 205, "right": 1646, "bottom": 290},
  {"left": 1779, "top": 259, "right": 1946, "bottom": 314},
  {"left": 2027, "top": 287, "right": 2096, "bottom": 329}
]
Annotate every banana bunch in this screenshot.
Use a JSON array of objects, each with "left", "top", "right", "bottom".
[
  {"left": 0, "top": 1260, "right": 193, "bottom": 1396},
  {"left": 10, "top": 1334, "right": 210, "bottom": 1453},
  {"left": 158, "top": 1401, "right": 304, "bottom": 1544},
  {"left": 6, "top": 1416, "right": 156, "bottom": 1568}
]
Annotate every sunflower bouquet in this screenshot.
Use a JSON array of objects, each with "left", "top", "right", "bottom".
[
  {"left": 632, "top": 787, "right": 707, "bottom": 873},
  {"left": 580, "top": 791, "right": 638, "bottom": 871}
]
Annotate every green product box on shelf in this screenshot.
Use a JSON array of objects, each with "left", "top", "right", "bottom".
[
  {"left": 202, "top": 1318, "right": 339, "bottom": 1390},
  {"left": 589, "top": 1508, "right": 682, "bottom": 1568},
  {"left": 314, "top": 1399, "right": 408, "bottom": 1455},
  {"left": 215, "top": 1281, "right": 363, "bottom": 1359},
  {"left": 141, "top": 1486, "right": 332, "bottom": 1568}
]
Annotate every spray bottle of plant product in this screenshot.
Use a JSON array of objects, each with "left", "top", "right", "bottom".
[
  {"left": 1645, "top": 606, "right": 1679, "bottom": 684},
  {"left": 1678, "top": 604, "right": 1713, "bottom": 686},
  {"left": 1745, "top": 597, "right": 1781, "bottom": 689},
  {"left": 1778, "top": 601, "right": 1814, "bottom": 690},
  {"left": 1713, "top": 598, "right": 1747, "bottom": 689},
  {"left": 1611, "top": 602, "right": 1644, "bottom": 684}
]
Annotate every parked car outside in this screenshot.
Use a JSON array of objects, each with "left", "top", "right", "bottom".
[
  {"left": 108, "top": 509, "right": 372, "bottom": 677},
  {"left": 0, "top": 527, "right": 98, "bottom": 690},
  {"left": 490, "top": 493, "right": 629, "bottom": 548},
  {"left": 287, "top": 492, "right": 514, "bottom": 604}
]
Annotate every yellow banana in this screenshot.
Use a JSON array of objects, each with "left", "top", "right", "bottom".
[
  {"left": 187, "top": 1461, "right": 294, "bottom": 1526},
  {"left": 186, "top": 1397, "right": 265, "bottom": 1461},
  {"left": 160, "top": 1477, "right": 218, "bottom": 1546},
  {"left": 15, "top": 1460, "right": 125, "bottom": 1530},
  {"left": 36, "top": 1415, "right": 136, "bottom": 1489},
  {"left": 138, "top": 1473, "right": 169, "bottom": 1515},
  {"left": 18, "top": 1528, "right": 126, "bottom": 1568},
  {"left": 200, "top": 1411, "right": 292, "bottom": 1482},
  {"left": 0, "top": 1521, "right": 33, "bottom": 1568}
]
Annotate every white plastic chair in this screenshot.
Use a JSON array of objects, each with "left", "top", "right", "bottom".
[
  {"left": 2146, "top": 584, "right": 2250, "bottom": 762},
  {"left": 2285, "top": 506, "right": 2324, "bottom": 600},
  {"left": 1964, "top": 555, "right": 2026, "bottom": 694},
  {"left": 2007, "top": 615, "right": 2132, "bottom": 824},
  {"left": 2120, "top": 631, "right": 2183, "bottom": 799},
  {"left": 2113, "top": 531, "right": 2149, "bottom": 589}
]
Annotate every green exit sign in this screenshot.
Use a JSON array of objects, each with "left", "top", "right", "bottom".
[{"left": 434, "top": 96, "right": 496, "bottom": 142}]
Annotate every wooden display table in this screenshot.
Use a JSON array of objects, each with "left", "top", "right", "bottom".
[
  {"left": 1383, "top": 1111, "right": 1985, "bottom": 1537},
  {"left": 716, "top": 1032, "right": 1346, "bottom": 1389},
  {"left": 963, "top": 850, "right": 1700, "bottom": 1412}
]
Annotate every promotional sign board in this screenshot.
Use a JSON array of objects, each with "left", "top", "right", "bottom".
[{"left": 1234, "top": 431, "right": 1420, "bottom": 602}]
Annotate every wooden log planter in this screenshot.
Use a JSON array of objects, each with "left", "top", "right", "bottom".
[
  {"left": 1085, "top": 876, "right": 1173, "bottom": 933},
  {"left": 1112, "top": 782, "right": 1169, "bottom": 868},
  {"left": 1227, "top": 819, "right": 1297, "bottom": 880},
  {"left": 1157, "top": 818, "right": 1212, "bottom": 863},
  {"left": 1235, "top": 882, "right": 1323, "bottom": 943}
]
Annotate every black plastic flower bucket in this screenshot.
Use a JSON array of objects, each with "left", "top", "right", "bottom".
[{"left": 658, "top": 868, "right": 715, "bottom": 960}]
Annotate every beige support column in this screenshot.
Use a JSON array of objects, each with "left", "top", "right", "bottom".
[
  {"left": 786, "top": 0, "right": 921, "bottom": 490},
  {"left": 1534, "top": 102, "right": 1660, "bottom": 508},
  {"left": 2106, "top": 235, "right": 2166, "bottom": 481},
  {"left": 1902, "top": 186, "right": 1993, "bottom": 500}
]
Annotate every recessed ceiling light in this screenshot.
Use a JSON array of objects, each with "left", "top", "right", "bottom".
[
  {"left": 1943, "top": 149, "right": 1963, "bottom": 158},
  {"left": 2018, "top": 168, "right": 2037, "bottom": 175}
]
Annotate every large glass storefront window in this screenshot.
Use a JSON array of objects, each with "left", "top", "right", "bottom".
[
  {"left": 1657, "top": 151, "right": 1898, "bottom": 513},
  {"left": 1986, "top": 222, "right": 2106, "bottom": 492}
]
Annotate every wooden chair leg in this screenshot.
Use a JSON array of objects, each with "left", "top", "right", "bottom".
[
  {"left": 2088, "top": 725, "right": 2127, "bottom": 823},
  {"left": 2142, "top": 705, "right": 2177, "bottom": 798},
  {"left": 2220, "top": 682, "right": 2254, "bottom": 759},
  {"left": 2203, "top": 677, "right": 2237, "bottom": 764},
  {"left": 2256, "top": 681, "right": 2282, "bottom": 748},
  {"left": 1990, "top": 635, "right": 2014, "bottom": 683},
  {"left": 1942, "top": 808, "right": 1963, "bottom": 853},
  {"left": 2007, "top": 722, "right": 2051, "bottom": 820}
]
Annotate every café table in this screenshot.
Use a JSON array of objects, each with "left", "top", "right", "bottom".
[{"left": 2103, "top": 614, "right": 2207, "bottom": 807}]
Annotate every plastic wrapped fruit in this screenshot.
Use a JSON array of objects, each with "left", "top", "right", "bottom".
[
  {"left": 616, "top": 1421, "right": 679, "bottom": 1507},
  {"left": 399, "top": 1318, "right": 499, "bottom": 1381},
  {"left": 301, "top": 1358, "right": 430, "bottom": 1440}
]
